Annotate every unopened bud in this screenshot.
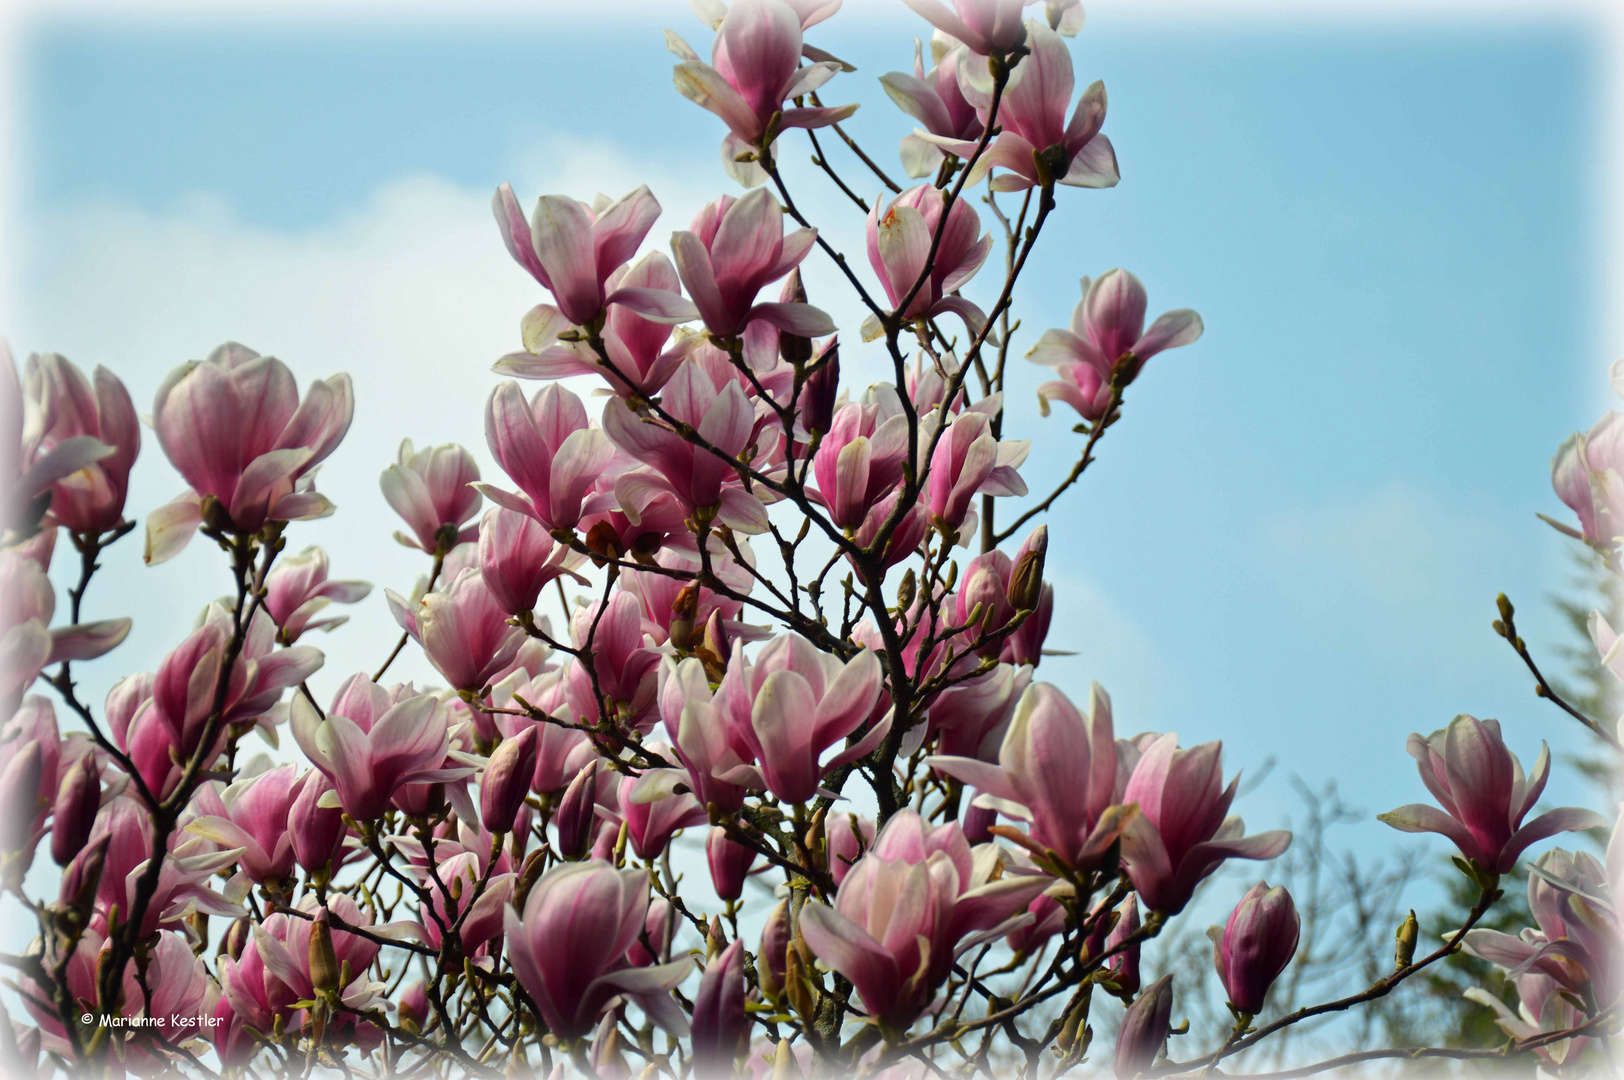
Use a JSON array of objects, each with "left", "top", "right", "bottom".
[
  {"left": 309, "top": 909, "right": 340, "bottom": 994},
  {"left": 1394, "top": 909, "right": 1418, "bottom": 970},
  {"left": 706, "top": 827, "right": 757, "bottom": 902},
  {"left": 1007, "top": 525, "right": 1048, "bottom": 613},
  {"left": 895, "top": 569, "right": 917, "bottom": 613},
  {"left": 584, "top": 520, "right": 623, "bottom": 563},
  {"left": 57, "top": 834, "right": 109, "bottom": 930},
  {"left": 778, "top": 270, "right": 813, "bottom": 365},
  {"left": 555, "top": 760, "right": 599, "bottom": 859},
  {"left": 758, "top": 899, "right": 791, "bottom": 1003},
  {"left": 1496, "top": 594, "right": 1515, "bottom": 622},
  {"left": 797, "top": 339, "right": 840, "bottom": 435},
  {"left": 706, "top": 915, "right": 727, "bottom": 959},
  {"left": 784, "top": 947, "right": 816, "bottom": 1019},
  {"left": 51, "top": 754, "right": 101, "bottom": 866},
  {"left": 512, "top": 849, "right": 547, "bottom": 912},
  {"left": 224, "top": 917, "right": 250, "bottom": 960},
  {"left": 770, "top": 1038, "right": 802, "bottom": 1080}
]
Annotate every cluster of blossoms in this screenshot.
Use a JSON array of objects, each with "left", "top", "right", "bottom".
[{"left": 0, "top": 0, "right": 1616, "bottom": 1077}]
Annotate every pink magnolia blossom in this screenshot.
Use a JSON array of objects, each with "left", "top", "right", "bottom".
[
  {"left": 1550, "top": 408, "right": 1624, "bottom": 548},
  {"left": 498, "top": 253, "right": 698, "bottom": 398},
  {"left": 853, "top": 486, "right": 931, "bottom": 568},
  {"left": 670, "top": 190, "right": 833, "bottom": 341},
  {"left": 882, "top": 41, "right": 984, "bottom": 178},
  {"left": 89, "top": 795, "right": 243, "bottom": 939},
  {"left": 51, "top": 752, "right": 101, "bottom": 867},
  {"left": 1379, "top": 714, "right": 1606, "bottom": 875},
  {"left": 715, "top": 634, "right": 888, "bottom": 803},
  {"left": 864, "top": 184, "right": 992, "bottom": 335},
  {"left": 926, "top": 406, "right": 1029, "bottom": 537},
  {"left": 186, "top": 764, "right": 314, "bottom": 885},
  {"left": 1, "top": 341, "right": 115, "bottom": 534},
  {"left": 1028, "top": 271, "right": 1204, "bottom": 420},
  {"left": 263, "top": 545, "right": 371, "bottom": 644},
  {"left": 146, "top": 343, "right": 353, "bottom": 563},
  {"left": 603, "top": 360, "right": 775, "bottom": 533},
  {"left": 692, "top": 940, "right": 748, "bottom": 1077},
  {"left": 920, "top": 21, "right": 1116, "bottom": 191},
  {"left": 20, "top": 352, "right": 140, "bottom": 534},
  {"left": 654, "top": 656, "right": 757, "bottom": 813},
  {"left": 478, "top": 507, "right": 586, "bottom": 616},
  {"left": 901, "top": 0, "right": 1034, "bottom": 56},
  {"left": 707, "top": 827, "right": 758, "bottom": 900},
  {"left": 928, "top": 662, "right": 1031, "bottom": 761},
  {"left": 388, "top": 567, "right": 527, "bottom": 693},
  {"left": 827, "top": 810, "right": 875, "bottom": 884},
  {"left": 670, "top": 0, "right": 857, "bottom": 186},
  {"left": 290, "top": 674, "right": 474, "bottom": 821},
  {"left": 381, "top": 439, "right": 483, "bottom": 553},
  {"left": 479, "top": 381, "right": 617, "bottom": 533},
  {"left": 811, "top": 403, "right": 910, "bottom": 530},
  {"left": 797, "top": 810, "right": 1047, "bottom": 1031},
  {"left": 493, "top": 183, "right": 693, "bottom": 327},
  {"left": 563, "top": 591, "right": 665, "bottom": 732},
  {"left": 613, "top": 763, "right": 709, "bottom": 859},
  {"left": 419, "top": 850, "right": 514, "bottom": 959},
  {"left": 503, "top": 860, "right": 693, "bottom": 1040},
  {"left": 928, "top": 682, "right": 1131, "bottom": 871},
  {"left": 619, "top": 544, "right": 765, "bottom": 648},
  {"left": 1119, "top": 735, "right": 1292, "bottom": 914},
  {"left": 1213, "top": 882, "right": 1300, "bottom": 1016},
  {"left": 0, "top": 547, "right": 130, "bottom": 698},
  {"left": 480, "top": 724, "right": 539, "bottom": 834},
  {"left": 248, "top": 894, "right": 393, "bottom": 1020},
  {"left": 948, "top": 525, "right": 1051, "bottom": 665},
  {"left": 289, "top": 769, "right": 349, "bottom": 877}
]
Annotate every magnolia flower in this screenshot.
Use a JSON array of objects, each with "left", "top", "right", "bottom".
[
  {"left": 419, "top": 850, "right": 514, "bottom": 958},
  {"left": 614, "top": 766, "right": 709, "bottom": 859},
  {"left": 381, "top": 439, "right": 482, "bottom": 553},
  {"left": 881, "top": 41, "right": 983, "bottom": 178},
  {"left": 670, "top": 0, "right": 857, "bottom": 187},
  {"left": 602, "top": 360, "right": 774, "bottom": 533},
  {"left": 20, "top": 352, "right": 140, "bottom": 534},
  {"left": 797, "top": 810, "right": 1047, "bottom": 1031},
  {"left": 1028, "top": 271, "right": 1204, "bottom": 420},
  {"left": 810, "top": 403, "right": 910, "bottom": 529},
  {"left": 562, "top": 592, "right": 664, "bottom": 732},
  {"left": 947, "top": 525, "right": 1051, "bottom": 665},
  {"left": 186, "top": 764, "right": 314, "bottom": 885},
  {"left": 1550, "top": 408, "right": 1624, "bottom": 548},
  {"left": 1378, "top": 714, "right": 1606, "bottom": 875},
  {"left": 920, "top": 21, "right": 1116, "bottom": 192},
  {"left": 692, "top": 940, "right": 748, "bottom": 1077},
  {"left": 290, "top": 675, "right": 474, "bottom": 821},
  {"left": 477, "top": 507, "right": 586, "bottom": 616},
  {"left": 670, "top": 190, "right": 833, "bottom": 342},
  {"left": 90, "top": 796, "right": 243, "bottom": 939},
  {"left": 707, "top": 827, "right": 758, "bottom": 900},
  {"left": 926, "top": 406, "right": 1029, "bottom": 537},
  {"left": 0, "top": 547, "right": 130, "bottom": 698},
  {"left": 902, "top": 0, "right": 1034, "bottom": 56},
  {"left": 1213, "top": 882, "right": 1299, "bottom": 1016},
  {"left": 715, "top": 634, "right": 888, "bottom": 803},
  {"left": 479, "top": 382, "right": 618, "bottom": 533},
  {"left": 388, "top": 567, "right": 527, "bottom": 693},
  {"left": 494, "top": 183, "right": 694, "bottom": 327},
  {"left": 480, "top": 725, "right": 539, "bottom": 834},
  {"left": 862, "top": 185, "right": 991, "bottom": 342},
  {"left": 497, "top": 252, "right": 698, "bottom": 398},
  {"left": 146, "top": 343, "right": 353, "bottom": 564},
  {"left": 504, "top": 860, "right": 693, "bottom": 1040},
  {"left": 1119, "top": 734, "right": 1292, "bottom": 914},
  {"left": 2, "top": 341, "right": 115, "bottom": 535},
  {"left": 263, "top": 546, "right": 371, "bottom": 644},
  {"left": 928, "top": 682, "right": 1131, "bottom": 871}
]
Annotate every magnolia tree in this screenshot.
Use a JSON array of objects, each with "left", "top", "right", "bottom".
[{"left": 0, "top": 0, "right": 1618, "bottom": 1077}]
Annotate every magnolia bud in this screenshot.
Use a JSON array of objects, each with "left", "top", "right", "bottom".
[
  {"left": 309, "top": 909, "right": 340, "bottom": 994},
  {"left": 797, "top": 339, "right": 840, "bottom": 435},
  {"left": 698, "top": 610, "right": 730, "bottom": 675},
  {"left": 512, "top": 849, "right": 547, "bottom": 912},
  {"left": 1007, "top": 525, "right": 1048, "bottom": 612},
  {"left": 1087, "top": 895, "right": 1140, "bottom": 997},
  {"left": 784, "top": 947, "right": 816, "bottom": 1020},
  {"left": 1214, "top": 882, "right": 1299, "bottom": 1016},
  {"left": 706, "top": 827, "right": 757, "bottom": 902},
  {"left": 706, "top": 915, "right": 727, "bottom": 959},
  {"left": 778, "top": 269, "right": 813, "bottom": 365},
  {"left": 670, "top": 583, "right": 701, "bottom": 651},
  {"left": 57, "top": 833, "right": 109, "bottom": 929},
  {"left": 480, "top": 725, "right": 539, "bottom": 835},
  {"left": 758, "top": 900, "right": 791, "bottom": 1003},
  {"left": 584, "top": 520, "right": 623, "bottom": 562},
  {"left": 1395, "top": 909, "right": 1418, "bottom": 970},
  {"left": 555, "top": 761, "right": 599, "bottom": 859},
  {"left": 692, "top": 940, "right": 746, "bottom": 1079},
  {"left": 223, "top": 917, "right": 251, "bottom": 960},
  {"left": 51, "top": 755, "right": 101, "bottom": 866},
  {"left": 1113, "top": 975, "right": 1173, "bottom": 1079},
  {"left": 770, "top": 1039, "right": 801, "bottom": 1080}
]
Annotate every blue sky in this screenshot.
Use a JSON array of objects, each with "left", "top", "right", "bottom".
[{"left": 8, "top": 3, "right": 1613, "bottom": 866}]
